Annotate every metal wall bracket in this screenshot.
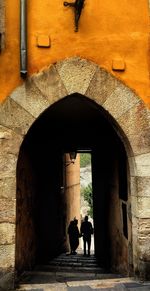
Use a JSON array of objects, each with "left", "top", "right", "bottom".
[{"left": 63, "top": 0, "right": 85, "bottom": 32}]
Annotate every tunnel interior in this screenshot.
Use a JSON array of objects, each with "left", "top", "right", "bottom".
[{"left": 15, "top": 93, "right": 131, "bottom": 276}]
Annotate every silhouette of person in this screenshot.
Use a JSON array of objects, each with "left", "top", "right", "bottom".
[
  {"left": 80, "top": 215, "right": 93, "bottom": 256},
  {"left": 68, "top": 218, "right": 80, "bottom": 255}
]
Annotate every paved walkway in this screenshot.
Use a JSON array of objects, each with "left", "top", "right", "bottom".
[{"left": 16, "top": 253, "right": 150, "bottom": 291}]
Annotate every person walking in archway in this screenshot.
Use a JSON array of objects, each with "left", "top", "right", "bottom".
[
  {"left": 80, "top": 215, "right": 93, "bottom": 256},
  {"left": 68, "top": 218, "right": 80, "bottom": 255}
]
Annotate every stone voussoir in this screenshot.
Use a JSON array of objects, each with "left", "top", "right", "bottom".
[
  {"left": 117, "top": 102, "right": 150, "bottom": 156},
  {"left": 32, "top": 64, "right": 68, "bottom": 104},
  {"left": 56, "top": 57, "right": 97, "bottom": 95},
  {"left": 0, "top": 97, "right": 35, "bottom": 136},
  {"left": 11, "top": 81, "right": 50, "bottom": 119},
  {"left": 103, "top": 82, "right": 140, "bottom": 120},
  {"left": 86, "top": 67, "right": 124, "bottom": 106}
]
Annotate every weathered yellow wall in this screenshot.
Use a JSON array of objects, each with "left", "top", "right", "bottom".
[{"left": 0, "top": 0, "right": 149, "bottom": 106}]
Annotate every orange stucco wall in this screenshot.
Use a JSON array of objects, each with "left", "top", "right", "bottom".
[{"left": 0, "top": 0, "right": 150, "bottom": 106}]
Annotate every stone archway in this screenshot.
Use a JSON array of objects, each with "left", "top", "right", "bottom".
[{"left": 0, "top": 57, "right": 150, "bottom": 289}]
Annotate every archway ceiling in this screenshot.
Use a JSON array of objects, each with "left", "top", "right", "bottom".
[{"left": 26, "top": 93, "right": 120, "bottom": 155}]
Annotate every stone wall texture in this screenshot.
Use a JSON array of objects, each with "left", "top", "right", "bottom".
[{"left": 0, "top": 57, "right": 150, "bottom": 289}]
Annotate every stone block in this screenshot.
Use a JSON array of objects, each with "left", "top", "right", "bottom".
[
  {"left": 86, "top": 67, "right": 117, "bottom": 105},
  {"left": 103, "top": 82, "right": 139, "bottom": 120},
  {"left": 0, "top": 244, "right": 15, "bottom": 269},
  {"left": 0, "top": 199, "right": 16, "bottom": 223},
  {"left": 56, "top": 57, "right": 97, "bottom": 95},
  {"left": 131, "top": 176, "right": 150, "bottom": 197},
  {"left": 0, "top": 153, "right": 17, "bottom": 179},
  {"left": 139, "top": 218, "right": 150, "bottom": 238},
  {"left": 138, "top": 197, "right": 150, "bottom": 218},
  {"left": 11, "top": 81, "right": 50, "bottom": 119},
  {"left": 32, "top": 64, "right": 67, "bottom": 104},
  {"left": 132, "top": 195, "right": 150, "bottom": 218},
  {"left": 0, "top": 98, "right": 34, "bottom": 136},
  {"left": 134, "top": 153, "right": 150, "bottom": 177},
  {"left": 131, "top": 132, "right": 150, "bottom": 157},
  {"left": 0, "top": 177, "right": 16, "bottom": 199},
  {"left": 0, "top": 125, "right": 23, "bottom": 155},
  {"left": 118, "top": 102, "right": 150, "bottom": 155},
  {"left": 137, "top": 176, "right": 150, "bottom": 197},
  {"left": 0, "top": 223, "right": 15, "bottom": 244},
  {"left": 119, "top": 103, "right": 150, "bottom": 137}
]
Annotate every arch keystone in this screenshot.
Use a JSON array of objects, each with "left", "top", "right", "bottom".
[{"left": 56, "top": 57, "right": 97, "bottom": 95}]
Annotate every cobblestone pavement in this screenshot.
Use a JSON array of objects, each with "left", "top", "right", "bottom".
[{"left": 16, "top": 253, "right": 150, "bottom": 291}]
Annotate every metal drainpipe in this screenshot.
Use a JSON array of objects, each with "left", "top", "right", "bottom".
[{"left": 20, "top": 0, "right": 27, "bottom": 77}]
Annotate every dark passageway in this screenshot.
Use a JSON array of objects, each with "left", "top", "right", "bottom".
[{"left": 15, "top": 94, "right": 132, "bottom": 278}]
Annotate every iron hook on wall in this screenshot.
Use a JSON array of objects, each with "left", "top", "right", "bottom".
[{"left": 63, "top": 0, "right": 85, "bottom": 32}]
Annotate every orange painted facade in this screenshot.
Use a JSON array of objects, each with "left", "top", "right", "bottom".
[{"left": 0, "top": 0, "right": 150, "bottom": 106}]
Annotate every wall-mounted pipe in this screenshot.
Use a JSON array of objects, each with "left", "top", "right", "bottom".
[{"left": 20, "top": 0, "right": 27, "bottom": 77}]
